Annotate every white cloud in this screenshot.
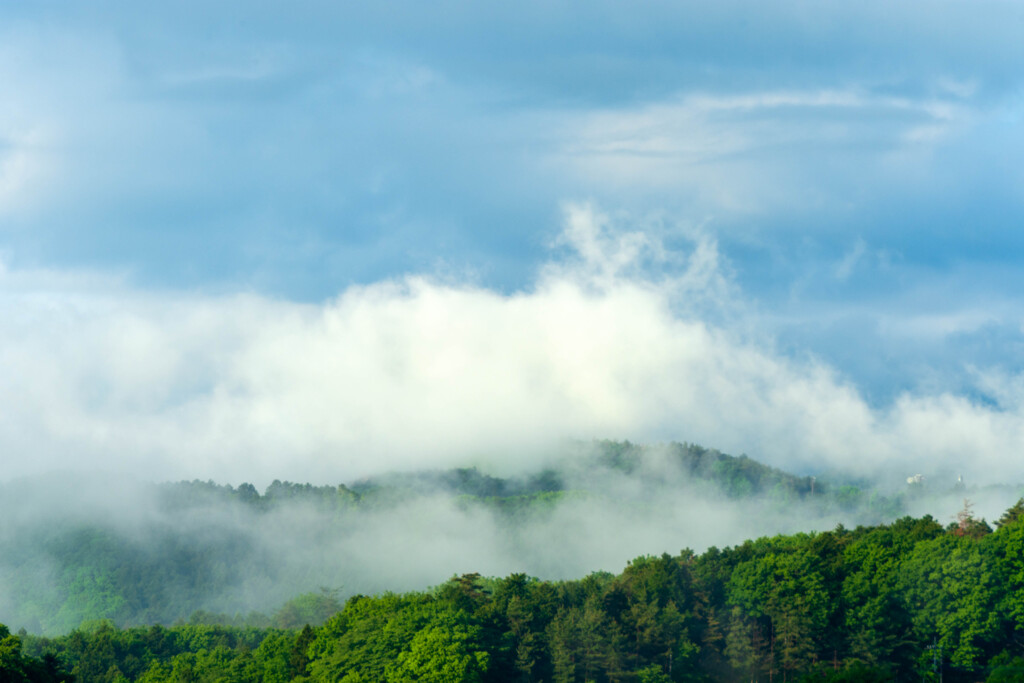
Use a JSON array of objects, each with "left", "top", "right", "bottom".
[{"left": 0, "top": 205, "right": 1023, "bottom": 486}]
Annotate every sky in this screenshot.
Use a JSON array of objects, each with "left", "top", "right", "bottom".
[{"left": 2, "top": 1, "right": 1024, "bottom": 485}]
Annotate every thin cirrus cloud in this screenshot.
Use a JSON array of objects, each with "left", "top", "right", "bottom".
[
  {"left": 1, "top": 205, "right": 1023, "bottom": 487},
  {"left": 552, "top": 88, "right": 978, "bottom": 219}
]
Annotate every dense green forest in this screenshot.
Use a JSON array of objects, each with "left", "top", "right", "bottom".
[{"left": 5, "top": 501, "right": 1024, "bottom": 681}]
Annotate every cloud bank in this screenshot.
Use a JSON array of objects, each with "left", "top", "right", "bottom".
[{"left": 1, "top": 205, "right": 1022, "bottom": 487}]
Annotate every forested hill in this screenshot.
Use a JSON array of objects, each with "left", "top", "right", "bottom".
[
  {"left": 152, "top": 440, "right": 824, "bottom": 510},
  {"left": 7, "top": 502, "right": 1024, "bottom": 682},
  {"left": 0, "top": 440, "right": 1017, "bottom": 637},
  {"left": 345, "top": 440, "right": 819, "bottom": 501}
]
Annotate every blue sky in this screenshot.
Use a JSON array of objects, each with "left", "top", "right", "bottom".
[{"left": 2, "top": 1, "right": 1024, "bottom": 483}]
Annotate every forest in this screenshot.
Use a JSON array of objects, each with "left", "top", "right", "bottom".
[
  {"left": 4, "top": 504, "right": 1024, "bottom": 681},
  {"left": 2, "top": 442, "right": 1024, "bottom": 681}
]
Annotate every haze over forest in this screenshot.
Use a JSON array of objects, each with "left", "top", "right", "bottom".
[{"left": 3, "top": 440, "right": 1020, "bottom": 638}]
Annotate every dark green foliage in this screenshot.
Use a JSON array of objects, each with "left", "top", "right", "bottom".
[
  {"left": 306, "top": 590, "right": 490, "bottom": 682},
  {"left": 1, "top": 624, "right": 74, "bottom": 683},
  {"left": 995, "top": 498, "right": 1024, "bottom": 529},
  {"left": 987, "top": 655, "right": 1024, "bottom": 682},
  {"left": 799, "top": 661, "right": 894, "bottom": 682}
]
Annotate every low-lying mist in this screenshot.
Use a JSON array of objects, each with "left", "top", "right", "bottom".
[{"left": 2, "top": 441, "right": 1018, "bottom": 635}]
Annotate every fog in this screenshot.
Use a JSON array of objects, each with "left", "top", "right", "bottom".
[{"left": 2, "top": 441, "right": 1019, "bottom": 635}]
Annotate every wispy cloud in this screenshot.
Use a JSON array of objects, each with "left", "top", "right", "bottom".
[
  {"left": 834, "top": 238, "right": 867, "bottom": 281},
  {"left": 0, "top": 127, "right": 54, "bottom": 217},
  {"left": 553, "top": 88, "right": 975, "bottom": 216}
]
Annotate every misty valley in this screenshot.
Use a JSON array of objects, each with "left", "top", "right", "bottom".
[{"left": 3, "top": 440, "right": 1024, "bottom": 682}]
